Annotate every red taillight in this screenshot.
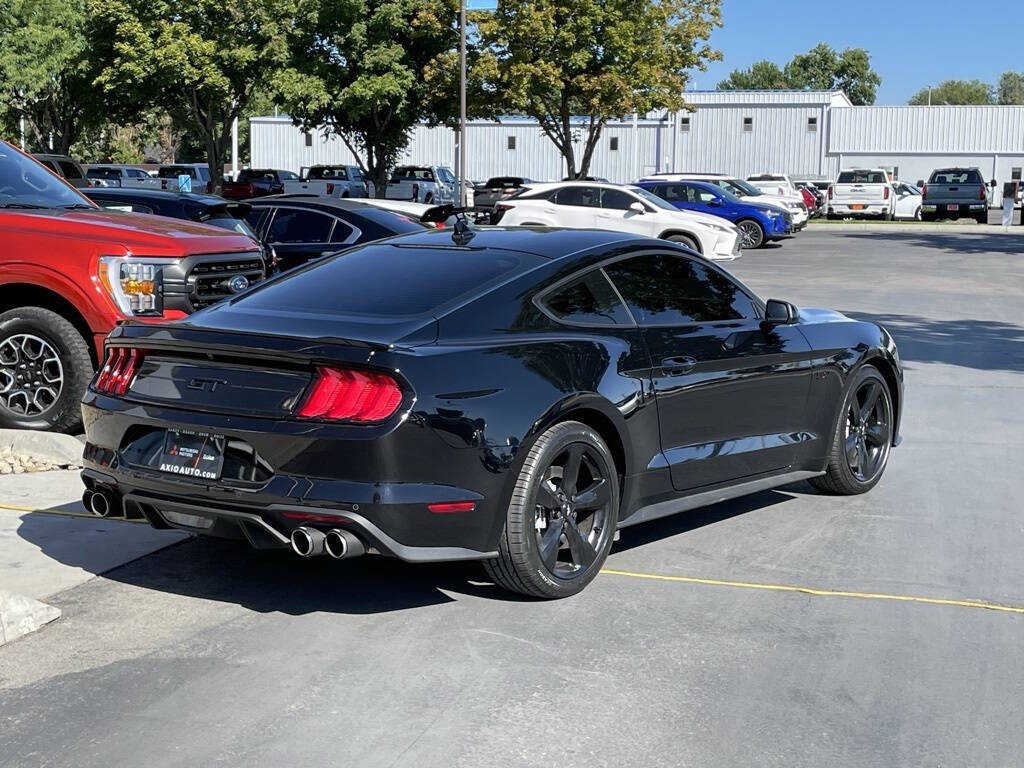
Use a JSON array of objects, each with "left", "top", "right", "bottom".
[
  {"left": 980, "top": 186, "right": 986, "bottom": 200},
  {"left": 326, "top": 183, "right": 335, "bottom": 195},
  {"left": 295, "top": 366, "right": 403, "bottom": 422},
  {"left": 94, "top": 347, "right": 144, "bottom": 395},
  {"left": 412, "top": 182, "right": 419, "bottom": 201},
  {"left": 428, "top": 501, "right": 476, "bottom": 514},
  {"left": 921, "top": 184, "right": 927, "bottom": 200},
  {"left": 827, "top": 186, "right": 833, "bottom": 200},
  {"left": 883, "top": 185, "right": 890, "bottom": 200}
]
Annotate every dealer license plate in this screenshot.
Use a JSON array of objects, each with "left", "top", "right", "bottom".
[
  {"left": 158, "top": 429, "right": 225, "bottom": 480},
  {"left": 850, "top": 204, "right": 864, "bottom": 210},
  {"left": 948, "top": 204, "right": 959, "bottom": 211}
]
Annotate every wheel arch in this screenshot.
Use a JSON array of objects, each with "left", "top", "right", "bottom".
[
  {"left": 0, "top": 283, "right": 99, "bottom": 366},
  {"left": 657, "top": 229, "right": 702, "bottom": 253},
  {"left": 527, "top": 394, "right": 634, "bottom": 484},
  {"left": 861, "top": 354, "right": 901, "bottom": 446}
]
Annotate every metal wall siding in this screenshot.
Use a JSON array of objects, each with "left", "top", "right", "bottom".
[{"left": 830, "top": 106, "right": 1024, "bottom": 153}]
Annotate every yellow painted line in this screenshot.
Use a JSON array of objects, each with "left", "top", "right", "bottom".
[
  {"left": 600, "top": 568, "right": 1024, "bottom": 616},
  {"left": 0, "top": 501, "right": 38, "bottom": 513}
]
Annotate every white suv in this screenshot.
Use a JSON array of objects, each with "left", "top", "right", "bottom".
[
  {"left": 651, "top": 173, "right": 808, "bottom": 229},
  {"left": 494, "top": 181, "right": 742, "bottom": 260}
]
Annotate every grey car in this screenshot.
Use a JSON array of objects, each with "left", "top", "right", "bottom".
[
  {"left": 86, "top": 165, "right": 161, "bottom": 189},
  {"left": 922, "top": 167, "right": 989, "bottom": 223},
  {"left": 474, "top": 176, "right": 533, "bottom": 212},
  {"left": 32, "top": 153, "right": 89, "bottom": 188}
]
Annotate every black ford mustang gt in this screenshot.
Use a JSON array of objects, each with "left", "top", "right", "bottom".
[{"left": 81, "top": 227, "right": 902, "bottom": 598}]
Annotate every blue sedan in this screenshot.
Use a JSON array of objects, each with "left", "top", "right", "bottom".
[{"left": 635, "top": 179, "right": 791, "bottom": 248}]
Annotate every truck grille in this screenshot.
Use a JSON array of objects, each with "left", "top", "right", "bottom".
[{"left": 186, "top": 257, "right": 265, "bottom": 311}]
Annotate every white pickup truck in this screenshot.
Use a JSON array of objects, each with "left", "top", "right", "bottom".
[
  {"left": 827, "top": 169, "right": 895, "bottom": 220},
  {"left": 385, "top": 165, "right": 458, "bottom": 205},
  {"left": 282, "top": 165, "right": 370, "bottom": 198}
]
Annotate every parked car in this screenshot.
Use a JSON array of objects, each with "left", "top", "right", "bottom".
[
  {"left": 634, "top": 179, "right": 791, "bottom": 248},
  {"left": 0, "top": 140, "right": 264, "bottom": 432},
  {"left": 283, "top": 165, "right": 370, "bottom": 198},
  {"left": 385, "top": 165, "right": 457, "bottom": 204},
  {"left": 797, "top": 185, "right": 821, "bottom": 217},
  {"left": 474, "top": 176, "right": 534, "bottom": 214},
  {"left": 797, "top": 183, "right": 827, "bottom": 215},
  {"left": 494, "top": 181, "right": 742, "bottom": 260},
  {"left": 85, "top": 165, "right": 161, "bottom": 189},
  {"left": 32, "top": 153, "right": 90, "bottom": 188},
  {"left": 892, "top": 182, "right": 923, "bottom": 221},
  {"left": 827, "top": 169, "right": 895, "bottom": 220},
  {"left": 659, "top": 173, "right": 809, "bottom": 229},
  {"left": 745, "top": 173, "right": 800, "bottom": 197},
  {"left": 83, "top": 187, "right": 268, "bottom": 258},
  {"left": 921, "top": 167, "right": 989, "bottom": 224},
  {"left": 244, "top": 195, "right": 427, "bottom": 272},
  {"left": 80, "top": 226, "right": 903, "bottom": 599},
  {"left": 157, "top": 163, "right": 213, "bottom": 193},
  {"left": 222, "top": 168, "right": 300, "bottom": 199}
]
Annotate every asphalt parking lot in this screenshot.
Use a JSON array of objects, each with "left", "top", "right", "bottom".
[{"left": 1, "top": 230, "right": 1023, "bottom": 767}]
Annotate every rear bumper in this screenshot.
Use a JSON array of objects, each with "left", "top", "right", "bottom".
[
  {"left": 829, "top": 203, "right": 890, "bottom": 217},
  {"left": 80, "top": 395, "right": 508, "bottom": 560},
  {"left": 921, "top": 203, "right": 986, "bottom": 215}
]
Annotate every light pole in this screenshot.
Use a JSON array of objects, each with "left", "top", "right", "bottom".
[{"left": 458, "top": 0, "right": 467, "bottom": 207}]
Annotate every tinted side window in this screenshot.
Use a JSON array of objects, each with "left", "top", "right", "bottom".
[
  {"left": 600, "top": 188, "right": 637, "bottom": 210},
  {"left": 329, "top": 219, "right": 356, "bottom": 243},
  {"left": 553, "top": 186, "right": 599, "bottom": 207},
  {"left": 656, "top": 184, "right": 687, "bottom": 202},
  {"left": 58, "top": 160, "right": 84, "bottom": 179},
  {"left": 266, "top": 208, "right": 335, "bottom": 243},
  {"left": 541, "top": 270, "right": 632, "bottom": 326},
  {"left": 604, "top": 254, "right": 756, "bottom": 325}
]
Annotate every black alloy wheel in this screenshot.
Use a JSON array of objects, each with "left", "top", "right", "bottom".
[
  {"left": 737, "top": 219, "right": 765, "bottom": 249},
  {"left": 812, "top": 367, "right": 893, "bottom": 495},
  {"left": 486, "top": 421, "right": 619, "bottom": 598}
]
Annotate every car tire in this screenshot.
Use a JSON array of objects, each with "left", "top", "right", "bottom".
[
  {"left": 826, "top": 212, "right": 837, "bottom": 221},
  {"left": 664, "top": 233, "right": 700, "bottom": 252},
  {"left": 810, "top": 366, "right": 894, "bottom": 496},
  {"left": 484, "top": 420, "right": 619, "bottom": 599},
  {"left": 882, "top": 210, "right": 893, "bottom": 221},
  {"left": 976, "top": 213, "right": 988, "bottom": 225},
  {"left": 736, "top": 219, "right": 765, "bottom": 249},
  {"left": 424, "top": 193, "right": 434, "bottom": 204},
  {"left": 914, "top": 207, "right": 922, "bottom": 221},
  {"left": 0, "top": 307, "right": 94, "bottom": 433}
]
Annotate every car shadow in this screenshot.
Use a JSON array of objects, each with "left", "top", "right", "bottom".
[
  {"left": 842, "top": 230, "right": 1024, "bottom": 255},
  {"left": 843, "top": 311, "right": 1024, "bottom": 372},
  {"left": 19, "top": 487, "right": 806, "bottom": 615}
]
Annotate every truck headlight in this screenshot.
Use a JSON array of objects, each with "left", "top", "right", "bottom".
[{"left": 97, "top": 257, "right": 166, "bottom": 316}]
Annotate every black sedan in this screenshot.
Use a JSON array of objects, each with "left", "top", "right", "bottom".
[
  {"left": 244, "top": 195, "right": 426, "bottom": 272},
  {"left": 80, "top": 227, "right": 903, "bottom": 599},
  {"left": 84, "top": 187, "right": 258, "bottom": 239}
]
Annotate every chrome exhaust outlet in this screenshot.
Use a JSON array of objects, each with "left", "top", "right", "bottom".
[
  {"left": 89, "top": 490, "right": 115, "bottom": 518},
  {"left": 324, "top": 529, "right": 366, "bottom": 560},
  {"left": 290, "top": 526, "right": 326, "bottom": 557}
]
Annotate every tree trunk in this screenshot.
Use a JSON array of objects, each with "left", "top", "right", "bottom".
[
  {"left": 577, "top": 118, "right": 604, "bottom": 179},
  {"left": 371, "top": 142, "right": 390, "bottom": 199}
]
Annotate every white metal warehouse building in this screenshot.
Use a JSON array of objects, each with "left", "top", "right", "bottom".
[{"left": 250, "top": 90, "right": 1024, "bottom": 203}]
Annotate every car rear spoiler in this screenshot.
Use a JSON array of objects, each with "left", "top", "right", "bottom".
[{"left": 420, "top": 204, "right": 474, "bottom": 223}]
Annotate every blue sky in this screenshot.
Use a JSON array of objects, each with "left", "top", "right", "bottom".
[{"left": 467, "top": 0, "right": 1024, "bottom": 104}]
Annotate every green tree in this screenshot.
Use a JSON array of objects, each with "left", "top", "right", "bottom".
[
  {"left": 717, "top": 61, "right": 788, "bottom": 91},
  {"left": 784, "top": 43, "right": 880, "bottom": 105},
  {"left": 908, "top": 79, "right": 994, "bottom": 105},
  {"left": 717, "top": 43, "right": 881, "bottom": 106},
  {"left": 92, "top": 0, "right": 295, "bottom": 191},
  {"left": 997, "top": 71, "right": 1024, "bottom": 105},
  {"left": 276, "top": 0, "right": 464, "bottom": 197},
  {"left": 477, "top": 0, "right": 721, "bottom": 179},
  {"left": 0, "top": 0, "right": 105, "bottom": 153}
]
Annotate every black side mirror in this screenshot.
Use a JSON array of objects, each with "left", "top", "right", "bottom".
[{"left": 763, "top": 298, "right": 799, "bottom": 326}]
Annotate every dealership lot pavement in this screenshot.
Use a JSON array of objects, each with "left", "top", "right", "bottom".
[{"left": 1, "top": 230, "right": 1023, "bottom": 767}]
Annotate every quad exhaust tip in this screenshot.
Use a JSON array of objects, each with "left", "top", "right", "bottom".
[{"left": 290, "top": 526, "right": 326, "bottom": 557}]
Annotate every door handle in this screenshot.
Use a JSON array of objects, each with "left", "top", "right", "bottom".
[{"left": 661, "top": 356, "right": 697, "bottom": 374}]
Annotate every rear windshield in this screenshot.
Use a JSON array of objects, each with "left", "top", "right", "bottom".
[
  {"left": 158, "top": 166, "right": 197, "bottom": 179},
  {"left": 837, "top": 171, "right": 887, "bottom": 184},
  {"left": 308, "top": 166, "right": 349, "bottom": 180},
  {"left": 929, "top": 169, "right": 983, "bottom": 185},
  {"left": 88, "top": 168, "right": 122, "bottom": 180},
  {"left": 486, "top": 177, "right": 529, "bottom": 188},
  {"left": 238, "top": 169, "right": 276, "bottom": 182},
  {"left": 392, "top": 167, "right": 434, "bottom": 181},
  {"left": 230, "top": 243, "right": 536, "bottom": 317}
]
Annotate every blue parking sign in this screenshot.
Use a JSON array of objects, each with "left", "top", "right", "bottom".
[{"left": 177, "top": 174, "right": 192, "bottom": 193}]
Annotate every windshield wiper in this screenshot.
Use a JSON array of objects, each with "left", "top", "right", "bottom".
[
  {"left": 60, "top": 203, "right": 94, "bottom": 210},
  {"left": 0, "top": 202, "right": 49, "bottom": 209}
]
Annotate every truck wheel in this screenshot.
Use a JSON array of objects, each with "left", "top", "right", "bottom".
[
  {"left": 423, "top": 193, "right": 434, "bottom": 204},
  {"left": 0, "top": 308, "right": 93, "bottom": 433}
]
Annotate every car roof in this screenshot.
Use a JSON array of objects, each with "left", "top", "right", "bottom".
[
  {"left": 84, "top": 188, "right": 228, "bottom": 206},
  {"left": 252, "top": 194, "right": 387, "bottom": 210},
  {"left": 364, "top": 225, "right": 646, "bottom": 260}
]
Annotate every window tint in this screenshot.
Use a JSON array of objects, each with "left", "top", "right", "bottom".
[
  {"left": 655, "top": 183, "right": 687, "bottom": 202},
  {"left": 599, "top": 188, "right": 637, "bottom": 210},
  {"left": 127, "top": 169, "right": 149, "bottom": 178},
  {"left": 98, "top": 201, "right": 154, "bottom": 214},
  {"left": 234, "top": 246, "right": 535, "bottom": 317},
  {"left": 266, "top": 208, "right": 335, "bottom": 243},
  {"left": 87, "top": 168, "right": 122, "bottom": 180},
  {"left": 329, "top": 219, "right": 355, "bottom": 243},
  {"left": 928, "top": 169, "right": 983, "bottom": 185},
  {"left": 542, "top": 270, "right": 632, "bottom": 326},
  {"left": 438, "top": 168, "right": 456, "bottom": 184},
  {"left": 280, "top": 170, "right": 300, "bottom": 181},
  {"left": 58, "top": 160, "right": 83, "bottom": 179},
  {"left": 837, "top": 171, "right": 887, "bottom": 184},
  {"left": 604, "top": 254, "right": 756, "bottom": 325},
  {"left": 553, "top": 186, "right": 599, "bottom": 207}
]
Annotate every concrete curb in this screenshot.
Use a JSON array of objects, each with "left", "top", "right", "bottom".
[
  {"left": 0, "top": 589, "right": 61, "bottom": 646},
  {"left": 0, "top": 429, "right": 84, "bottom": 469},
  {"left": 807, "top": 223, "right": 1024, "bottom": 234}
]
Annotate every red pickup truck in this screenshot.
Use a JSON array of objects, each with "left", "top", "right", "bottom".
[{"left": 0, "top": 140, "right": 265, "bottom": 433}]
